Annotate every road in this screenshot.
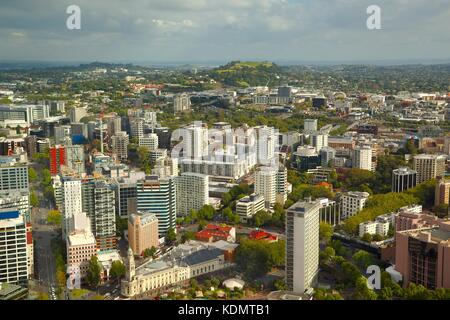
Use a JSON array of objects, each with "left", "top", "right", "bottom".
[{"left": 31, "top": 196, "right": 59, "bottom": 299}]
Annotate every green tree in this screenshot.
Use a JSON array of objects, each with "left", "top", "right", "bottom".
[
  {"left": 319, "top": 222, "right": 333, "bottom": 243},
  {"left": 47, "top": 210, "right": 62, "bottom": 225},
  {"left": 352, "top": 250, "right": 374, "bottom": 269},
  {"left": 86, "top": 256, "right": 102, "bottom": 289},
  {"left": 110, "top": 260, "right": 126, "bottom": 284},
  {"left": 181, "top": 231, "right": 195, "bottom": 243},
  {"left": 165, "top": 228, "right": 177, "bottom": 245},
  {"left": 361, "top": 233, "right": 373, "bottom": 242},
  {"left": 143, "top": 246, "right": 158, "bottom": 259},
  {"left": 30, "top": 191, "right": 39, "bottom": 207},
  {"left": 28, "top": 167, "right": 38, "bottom": 182}
]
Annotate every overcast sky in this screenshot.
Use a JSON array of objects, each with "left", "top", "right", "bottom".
[{"left": 1, "top": 0, "right": 450, "bottom": 64}]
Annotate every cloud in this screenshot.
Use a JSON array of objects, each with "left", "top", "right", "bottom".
[{"left": 0, "top": 0, "right": 449, "bottom": 62}]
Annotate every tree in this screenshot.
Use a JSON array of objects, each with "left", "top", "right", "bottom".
[
  {"left": 352, "top": 250, "right": 374, "bottom": 269},
  {"left": 165, "top": 228, "right": 177, "bottom": 245},
  {"left": 144, "top": 246, "right": 158, "bottom": 259},
  {"left": 28, "top": 167, "right": 38, "bottom": 182},
  {"left": 181, "top": 231, "right": 195, "bottom": 243},
  {"left": 110, "top": 260, "right": 126, "bottom": 284},
  {"left": 30, "top": 191, "right": 39, "bottom": 207},
  {"left": 86, "top": 256, "right": 102, "bottom": 289},
  {"left": 361, "top": 233, "right": 373, "bottom": 242},
  {"left": 47, "top": 210, "right": 62, "bottom": 225},
  {"left": 319, "top": 222, "right": 333, "bottom": 243}
]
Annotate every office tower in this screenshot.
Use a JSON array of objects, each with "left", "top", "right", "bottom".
[
  {"left": 352, "top": 145, "right": 372, "bottom": 171},
  {"left": 0, "top": 104, "right": 49, "bottom": 126},
  {"left": 255, "top": 166, "right": 277, "bottom": 207},
  {"left": 304, "top": 119, "right": 318, "bottom": 132},
  {"left": 107, "top": 117, "right": 122, "bottom": 137},
  {"left": 152, "top": 156, "right": 178, "bottom": 179},
  {"left": 0, "top": 160, "right": 28, "bottom": 193},
  {"left": 276, "top": 165, "right": 288, "bottom": 205},
  {"left": 286, "top": 199, "right": 321, "bottom": 293},
  {"left": 175, "top": 172, "right": 209, "bottom": 216},
  {"left": 396, "top": 223, "right": 450, "bottom": 289},
  {"left": 292, "top": 146, "right": 321, "bottom": 171},
  {"left": 435, "top": 177, "right": 450, "bottom": 207},
  {"left": 54, "top": 125, "right": 71, "bottom": 144},
  {"left": 69, "top": 107, "right": 87, "bottom": 123},
  {"left": 138, "top": 133, "right": 158, "bottom": 150},
  {"left": 254, "top": 126, "right": 276, "bottom": 166},
  {"left": 36, "top": 139, "right": 50, "bottom": 154},
  {"left": 317, "top": 198, "right": 341, "bottom": 227},
  {"left": 0, "top": 209, "right": 30, "bottom": 285},
  {"left": 340, "top": 191, "right": 370, "bottom": 219},
  {"left": 128, "top": 212, "right": 159, "bottom": 256},
  {"left": 129, "top": 118, "right": 144, "bottom": 138},
  {"left": 111, "top": 131, "right": 129, "bottom": 161},
  {"left": 392, "top": 167, "right": 417, "bottom": 193},
  {"left": 63, "top": 179, "right": 83, "bottom": 236},
  {"left": 311, "top": 131, "right": 328, "bottom": 153},
  {"left": 112, "top": 173, "right": 145, "bottom": 219},
  {"left": 66, "top": 211, "right": 97, "bottom": 278},
  {"left": 173, "top": 93, "right": 191, "bottom": 113},
  {"left": 65, "top": 144, "right": 85, "bottom": 175},
  {"left": 71, "top": 123, "right": 88, "bottom": 140},
  {"left": 153, "top": 127, "right": 171, "bottom": 149},
  {"left": 137, "top": 176, "right": 176, "bottom": 238},
  {"left": 236, "top": 194, "right": 265, "bottom": 223},
  {"left": 25, "top": 135, "right": 38, "bottom": 158},
  {"left": 82, "top": 180, "right": 117, "bottom": 251},
  {"left": 182, "top": 124, "right": 208, "bottom": 159},
  {"left": 320, "top": 147, "right": 336, "bottom": 167},
  {"left": 49, "top": 145, "right": 66, "bottom": 175},
  {"left": 413, "top": 154, "right": 447, "bottom": 184},
  {"left": 0, "top": 192, "right": 30, "bottom": 222}
]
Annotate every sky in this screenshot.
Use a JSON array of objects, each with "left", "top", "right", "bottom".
[{"left": 1, "top": 0, "right": 450, "bottom": 64}]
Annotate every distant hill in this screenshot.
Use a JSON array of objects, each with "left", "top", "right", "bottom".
[{"left": 208, "top": 61, "right": 284, "bottom": 87}]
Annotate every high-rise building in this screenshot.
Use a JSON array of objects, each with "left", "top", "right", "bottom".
[
  {"left": 255, "top": 166, "right": 277, "bottom": 207},
  {"left": 151, "top": 156, "right": 178, "bottom": 179},
  {"left": 317, "top": 198, "right": 341, "bottom": 227},
  {"left": 413, "top": 154, "right": 447, "bottom": 184},
  {"left": 49, "top": 145, "right": 66, "bottom": 175},
  {"left": 175, "top": 172, "right": 209, "bottom": 216},
  {"left": 69, "top": 107, "right": 87, "bottom": 123},
  {"left": 340, "top": 191, "right": 370, "bottom": 220},
  {"left": 63, "top": 179, "right": 83, "bottom": 236},
  {"left": 65, "top": 144, "right": 85, "bottom": 175},
  {"left": 236, "top": 194, "right": 265, "bottom": 223},
  {"left": 352, "top": 145, "right": 372, "bottom": 171},
  {"left": 138, "top": 133, "right": 158, "bottom": 151},
  {"left": 319, "top": 147, "right": 336, "bottom": 167},
  {"left": 137, "top": 176, "right": 176, "bottom": 238},
  {"left": 0, "top": 160, "right": 28, "bottom": 193},
  {"left": 435, "top": 177, "right": 450, "bottom": 207},
  {"left": 311, "top": 131, "right": 328, "bottom": 153},
  {"left": 395, "top": 223, "right": 450, "bottom": 289},
  {"left": 392, "top": 167, "right": 417, "bottom": 193},
  {"left": 152, "top": 127, "right": 171, "bottom": 149},
  {"left": 111, "top": 131, "right": 129, "bottom": 161},
  {"left": 286, "top": 199, "right": 320, "bottom": 294},
  {"left": 0, "top": 209, "right": 30, "bottom": 284},
  {"left": 275, "top": 165, "right": 289, "bottom": 205},
  {"left": 129, "top": 118, "right": 144, "bottom": 139},
  {"left": 128, "top": 212, "right": 159, "bottom": 256},
  {"left": 112, "top": 172, "right": 145, "bottom": 219},
  {"left": 173, "top": 93, "right": 191, "bottom": 113},
  {"left": 292, "top": 146, "right": 321, "bottom": 172}
]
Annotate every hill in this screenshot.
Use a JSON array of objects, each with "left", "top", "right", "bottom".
[{"left": 208, "top": 61, "right": 284, "bottom": 88}]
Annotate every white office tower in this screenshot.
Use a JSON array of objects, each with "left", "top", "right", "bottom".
[
  {"left": 112, "top": 131, "right": 129, "bottom": 161},
  {"left": 69, "top": 107, "right": 88, "bottom": 123},
  {"left": 138, "top": 133, "right": 158, "bottom": 150},
  {"left": 255, "top": 166, "right": 277, "bottom": 207},
  {"left": 311, "top": 131, "right": 328, "bottom": 153},
  {"left": 352, "top": 145, "right": 373, "bottom": 171},
  {"left": 107, "top": 117, "right": 122, "bottom": 137},
  {"left": 175, "top": 172, "right": 209, "bottom": 216},
  {"left": 183, "top": 123, "right": 209, "bottom": 159},
  {"left": 63, "top": 179, "right": 83, "bottom": 237},
  {"left": 320, "top": 147, "right": 336, "bottom": 167},
  {"left": 340, "top": 191, "right": 370, "bottom": 219},
  {"left": 0, "top": 209, "right": 30, "bottom": 284},
  {"left": 130, "top": 118, "right": 144, "bottom": 138},
  {"left": 304, "top": 119, "right": 318, "bottom": 132},
  {"left": 173, "top": 93, "right": 191, "bottom": 113},
  {"left": 286, "top": 199, "right": 320, "bottom": 294},
  {"left": 255, "top": 126, "right": 277, "bottom": 166},
  {"left": 152, "top": 156, "right": 178, "bottom": 179}
]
